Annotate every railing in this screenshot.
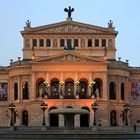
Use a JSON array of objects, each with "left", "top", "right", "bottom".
[
  {"left": 131, "top": 67, "right": 140, "bottom": 70},
  {"left": 0, "top": 66, "right": 9, "bottom": 70},
  {"left": 109, "top": 60, "right": 128, "bottom": 67},
  {"left": 47, "top": 92, "right": 90, "bottom": 99}
]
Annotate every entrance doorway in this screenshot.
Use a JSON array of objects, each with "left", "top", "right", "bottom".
[
  {"left": 80, "top": 107, "right": 89, "bottom": 127},
  {"left": 49, "top": 107, "right": 59, "bottom": 127}
]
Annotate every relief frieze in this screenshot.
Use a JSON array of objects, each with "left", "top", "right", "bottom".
[
  {"left": 40, "top": 25, "right": 100, "bottom": 33},
  {"left": 48, "top": 54, "right": 88, "bottom": 62}
]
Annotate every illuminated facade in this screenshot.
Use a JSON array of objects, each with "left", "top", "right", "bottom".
[{"left": 0, "top": 8, "right": 140, "bottom": 130}]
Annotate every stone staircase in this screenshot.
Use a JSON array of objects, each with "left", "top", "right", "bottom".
[{"left": 0, "top": 127, "right": 140, "bottom": 140}]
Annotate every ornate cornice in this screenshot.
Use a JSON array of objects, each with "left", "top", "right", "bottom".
[
  {"left": 31, "top": 52, "right": 106, "bottom": 63},
  {"left": 21, "top": 20, "right": 118, "bottom": 36}
]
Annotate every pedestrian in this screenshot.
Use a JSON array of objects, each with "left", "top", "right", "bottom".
[{"left": 133, "top": 124, "right": 136, "bottom": 132}]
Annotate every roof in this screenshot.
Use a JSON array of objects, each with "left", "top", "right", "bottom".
[{"left": 21, "top": 20, "right": 118, "bottom": 36}]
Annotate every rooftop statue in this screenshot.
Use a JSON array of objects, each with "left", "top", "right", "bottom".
[
  {"left": 25, "top": 20, "right": 31, "bottom": 28},
  {"left": 108, "top": 20, "right": 115, "bottom": 29},
  {"left": 64, "top": 6, "right": 74, "bottom": 18},
  {"left": 64, "top": 42, "right": 75, "bottom": 50}
]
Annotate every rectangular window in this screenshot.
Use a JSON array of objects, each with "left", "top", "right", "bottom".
[
  {"left": 39, "top": 39, "right": 44, "bottom": 47},
  {"left": 46, "top": 39, "right": 51, "bottom": 47},
  {"left": 74, "top": 39, "right": 78, "bottom": 47},
  {"left": 95, "top": 39, "right": 99, "bottom": 47},
  {"left": 88, "top": 39, "right": 92, "bottom": 47},
  {"left": 102, "top": 39, "right": 106, "bottom": 47},
  {"left": 32, "top": 39, "right": 37, "bottom": 47},
  {"left": 60, "top": 39, "right": 65, "bottom": 47}
]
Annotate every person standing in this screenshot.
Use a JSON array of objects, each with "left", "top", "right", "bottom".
[{"left": 134, "top": 124, "right": 136, "bottom": 132}]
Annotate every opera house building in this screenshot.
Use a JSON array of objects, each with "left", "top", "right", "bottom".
[{"left": 0, "top": 7, "right": 140, "bottom": 131}]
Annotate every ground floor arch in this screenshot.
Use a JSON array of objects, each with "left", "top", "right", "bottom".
[
  {"left": 49, "top": 107, "right": 59, "bottom": 127},
  {"left": 80, "top": 107, "right": 90, "bottom": 127}
]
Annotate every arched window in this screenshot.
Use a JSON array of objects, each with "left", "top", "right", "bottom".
[
  {"left": 110, "top": 110, "right": 117, "bottom": 126},
  {"left": 36, "top": 78, "right": 46, "bottom": 98},
  {"left": 65, "top": 79, "right": 74, "bottom": 99},
  {"left": 22, "top": 110, "right": 28, "bottom": 126},
  {"left": 109, "top": 81, "right": 116, "bottom": 100},
  {"left": 51, "top": 79, "right": 59, "bottom": 99},
  {"left": 121, "top": 83, "right": 125, "bottom": 100},
  {"left": 93, "top": 78, "right": 103, "bottom": 98},
  {"left": 79, "top": 80, "right": 88, "bottom": 99},
  {"left": 23, "top": 82, "right": 29, "bottom": 99},
  {"left": 14, "top": 83, "right": 18, "bottom": 100}
]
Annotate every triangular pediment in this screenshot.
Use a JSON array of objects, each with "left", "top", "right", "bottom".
[
  {"left": 22, "top": 20, "right": 118, "bottom": 35},
  {"left": 32, "top": 52, "right": 106, "bottom": 63}
]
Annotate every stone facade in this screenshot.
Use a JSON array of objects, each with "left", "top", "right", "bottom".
[{"left": 0, "top": 13, "right": 140, "bottom": 130}]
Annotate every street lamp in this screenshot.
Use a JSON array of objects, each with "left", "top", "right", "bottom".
[
  {"left": 8, "top": 103, "right": 16, "bottom": 126},
  {"left": 91, "top": 103, "right": 98, "bottom": 125},
  {"left": 75, "top": 80, "right": 80, "bottom": 96},
  {"left": 40, "top": 102, "right": 48, "bottom": 126},
  {"left": 123, "top": 104, "right": 130, "bottom": 126}
]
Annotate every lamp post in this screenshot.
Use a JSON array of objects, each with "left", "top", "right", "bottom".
[
  {"left": 8, "top": 103, "right": 16, "bottom": 126},
  {"left": 91, "top": 103, "right": 98, "bottom": 125},
  {"left": 75, "top": 80, "right": 80, "bottom": 96},
  {"left": 123, "top": 104, "right": 130, "bottom": 126},
  {"left": 40, "top": 102, "right": 48, "bottom": 126}
]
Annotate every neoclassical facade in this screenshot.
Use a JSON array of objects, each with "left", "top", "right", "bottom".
[{"left": 0, "top": 9, "right": 140, "bottom": 130}]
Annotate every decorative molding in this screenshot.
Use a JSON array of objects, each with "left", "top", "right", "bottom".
[
  {"left": 48, "top": 54, "right": 88, "bottom": 62},
  {"left": 38, "top": 24, "right": 102, "bottom": 33}
]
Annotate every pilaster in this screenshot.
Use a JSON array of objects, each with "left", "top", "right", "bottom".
[
  {"left": 74, "top": 114, "right": 80, "bottom": 128},
  {"left": 59, "top": 114, "right": 64, "bottom": 127}
]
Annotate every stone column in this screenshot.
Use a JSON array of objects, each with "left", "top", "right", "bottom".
[
  {"left": 72, "top": 38, "right": 74, "bottom": 48},
  {"left": 74, "top": 114, "right": 80, "bottom": 128},
  {"left": 59, "top": 114, "right": 64, "bottom": 128},
  {"left": 92, "top": 39, "right": 94, "bottom": 47},
  {"left": 118, "top": 76, "right": 122, "bottom": 102},
  {"left": 125, "top": 79, "right": 129, "bottom": 102},
  {"left": 37, "top": 38, "right": 39, "bottom": 48},
  {"left": 106, "top": 39, "right": 108, "bottom": 48},
  {"left": 45, "top": 72, "right": 49, "bottom": 98},
  {"left": 44, "top": 38, "right": 46, "bottom": 48},
  {"left": 31, "top": 73, "right": 35, "bottom": 101},
  {"left": 85, "top": 38, "right": 88, "bottom": 48},
  {"left": 99, "top": 39, "right": 102, "bottom": 47},
  {"left": 18, "top": 75, "right": 21, "bottom": 102},
  {"left": 89, "top": 109, "right": 94, "bottom": 127},
  {"left": 8, "top": 79, "right": 12, "bottom": 102},
  {"left": 118, "top": 110, "right": 123, "bottom": 126},
  {"left": 64, "top": 39, "right": 67, "bottom": 47},
  {"left": 78, "top": 38, "right": 81, "bottom": 48},
  {"left": 89, "top": 72, "right": 93, "bottom": 97},
  {"left": 45, "top": 109, "right": 49, "bottom": 127},
  {"left": 102, "top": 74, "right": 108, "bottom": 100}
]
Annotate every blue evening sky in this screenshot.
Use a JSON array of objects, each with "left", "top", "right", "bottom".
[{"left": 0, "top": 0, "right": 140, "bottom": 66}]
